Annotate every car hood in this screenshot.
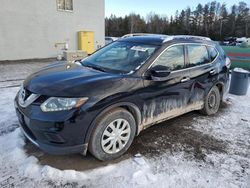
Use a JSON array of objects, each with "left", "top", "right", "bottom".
[{"left": 24, "top": 63, "right": 123, "bottom": 97}]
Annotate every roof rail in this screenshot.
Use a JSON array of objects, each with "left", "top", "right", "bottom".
[
  {"left": 122, "top": 33, "right": 168, "bottom": 38},
  {"left": 163, "top": 35, "right": 211, "bottom": 43},
  {"left": 121, "top": 33, "right": 212, "bottom": 43}
]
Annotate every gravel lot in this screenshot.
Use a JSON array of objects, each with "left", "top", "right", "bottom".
[
  {"left": 0, "top": 60, "right": 52, "bottom": 89},
  {"left": 0, "top": 61, "right": 249, "bottom": 187}
]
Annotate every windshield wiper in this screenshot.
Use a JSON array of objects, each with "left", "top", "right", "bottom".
[
  {"left": 82, "top": 62, "right": 127, "bottom": 74},
  {"left": 83, "top": 64, "right": 107, "bottom": 72}
]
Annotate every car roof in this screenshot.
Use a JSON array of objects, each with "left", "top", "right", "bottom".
[
  {"left": 119, "top": 34, "right": 213, "bottom": 46},
  {"left": 119, "top": 35, "right": 167, "bottom": 45}
]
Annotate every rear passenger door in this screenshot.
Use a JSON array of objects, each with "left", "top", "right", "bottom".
[{"left": 186, "top": 44, "right": 219, "bottom": 104}]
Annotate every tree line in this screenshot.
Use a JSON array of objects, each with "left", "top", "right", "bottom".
[{"left": 105, "top": 1, "right": 250, "bottom": 40}]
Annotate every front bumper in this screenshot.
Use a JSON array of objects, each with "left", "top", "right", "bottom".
[
  {"left": 14, "top": 98, "right": 92, "bottom": 155},
  {"left": 20, "top": 126, "right": 88, "bottom": 155}
]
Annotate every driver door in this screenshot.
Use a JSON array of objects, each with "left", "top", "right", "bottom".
[{"left": 140, "top": 44, "right": 195, "bottom": 128}]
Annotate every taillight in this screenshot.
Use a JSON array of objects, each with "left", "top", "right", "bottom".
[{"left": 225, "top": 57, "right": 231, "bottom": 69}]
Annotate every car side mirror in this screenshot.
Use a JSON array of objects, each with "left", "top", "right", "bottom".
[{"left": 149, "top": 65, "right": 171, "bottom": 81}]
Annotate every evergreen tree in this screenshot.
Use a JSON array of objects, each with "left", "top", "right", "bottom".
[{"left": 105, "top": 1, "right": 250, "bottom": 39}]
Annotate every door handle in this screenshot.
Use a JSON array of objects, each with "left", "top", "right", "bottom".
[
  {"left": 181, "top": 77, "right": 190, "bottom": 82},
  {"left": 210, "top": 69, "right": 216, "bottom": 75}
]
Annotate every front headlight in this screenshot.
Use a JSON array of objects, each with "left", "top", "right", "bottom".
[{"left": 41, "top": 97, "right": 88, "bottom": 112}]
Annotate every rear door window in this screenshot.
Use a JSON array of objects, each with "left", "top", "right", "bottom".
[{"left": 187, "top": 44, "right": 210, "bottom": 67}]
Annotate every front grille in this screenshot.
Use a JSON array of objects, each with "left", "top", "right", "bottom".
[
  {"left": 18, "top": 88, "right": 40, "bottom": 108},
  {"left": 24, "top": 89, "right": 32, "bottom": 100},
  {"left": 34, "top": 95, "right": 48, "bottom": 105}
]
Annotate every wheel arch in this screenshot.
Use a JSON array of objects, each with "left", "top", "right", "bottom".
[
  {"left": 215, "top": 82, "right": 224, "bottom": 100},
  {"left": 84, "top": 102, "right": 142, "bottom": 144}
]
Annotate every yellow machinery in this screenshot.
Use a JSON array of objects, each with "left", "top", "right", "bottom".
[{"left": 78, "top": 31, "right": 95, "bottom": 54}]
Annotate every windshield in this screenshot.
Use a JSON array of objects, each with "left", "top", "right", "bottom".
[{"left": 81, "top": 41, "right": 160, "bottom": 74}]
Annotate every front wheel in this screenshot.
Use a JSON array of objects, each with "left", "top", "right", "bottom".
[
  {"left": 200, "top": 86, "right": 221, "bottom": 115},
  {"left": 89, "top": 108, "right": 136, "bottom": 161}
]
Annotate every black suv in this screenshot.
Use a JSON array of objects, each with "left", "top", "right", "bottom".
[{"left": 15, "top": 35, "right": 231, "bottom": 161}]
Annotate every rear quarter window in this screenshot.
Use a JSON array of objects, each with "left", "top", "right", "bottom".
[{"left": 207, "top": 46, "right": 219, "bottom": 62}]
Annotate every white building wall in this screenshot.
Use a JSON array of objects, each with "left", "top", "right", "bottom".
[{"left": 0, "top": 0, "right": 105, "bottom": 60}]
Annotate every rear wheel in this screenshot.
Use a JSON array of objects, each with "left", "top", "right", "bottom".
[
  {"left": 200, "top": 86, "right": 221, "bottom": 115},
  {"left": 89, "top": 108, "right": 136, "bottom": 161}
]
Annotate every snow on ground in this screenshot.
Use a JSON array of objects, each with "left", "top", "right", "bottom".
[
  {"left": 0, "top": 127, "right": 156, "bottom": 187},
  {"left": 0, "top": 85, "right": 249, "bottom": 187},
  {"left": 0, "top": 87, "right": 19, "bottom": 135},
  {"left": 0, "top": 61, "right": 50, "bottom": 135}
]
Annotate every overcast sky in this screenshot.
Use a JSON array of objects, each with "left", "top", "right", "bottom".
[{"left": 105, "top": 0, "right": 249, "bottom": 18}]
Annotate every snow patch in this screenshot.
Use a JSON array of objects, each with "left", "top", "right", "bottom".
[
  {"left": 0, "top": 87, "right": 19, "bottom": 135},
  {"left": 0, "top": 129, "right": 157, "bottom": 187},
  {"left": 0, "top": 81, "right": 250, "bottom": 187}
]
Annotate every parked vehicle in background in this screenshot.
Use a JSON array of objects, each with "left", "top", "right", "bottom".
[
  {"left": 240, "top": 38, "right": 250, "bottom": 47},
  {"left": 15, "top": 34, "right": 231, "bottom": 161},
  {"left": 236, "top": 37, "right": 247, "bottom": 46},
  {"left": 223, "top": 37, "right": 247, "bottom": 46},
  {"left": 105, "top": 36, "right": 119, "bottom": 45}
]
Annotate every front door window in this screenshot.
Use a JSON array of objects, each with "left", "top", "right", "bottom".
[{"left": 153, "top": 45, "right": 185, "bottom": 71}]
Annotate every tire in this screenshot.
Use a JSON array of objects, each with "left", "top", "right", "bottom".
[
  {"left": 89, "top": 107, "right": 136, "bottom": 161},
  {"left": 200, "top": 86, "right": 221, "bottom": 115}
]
